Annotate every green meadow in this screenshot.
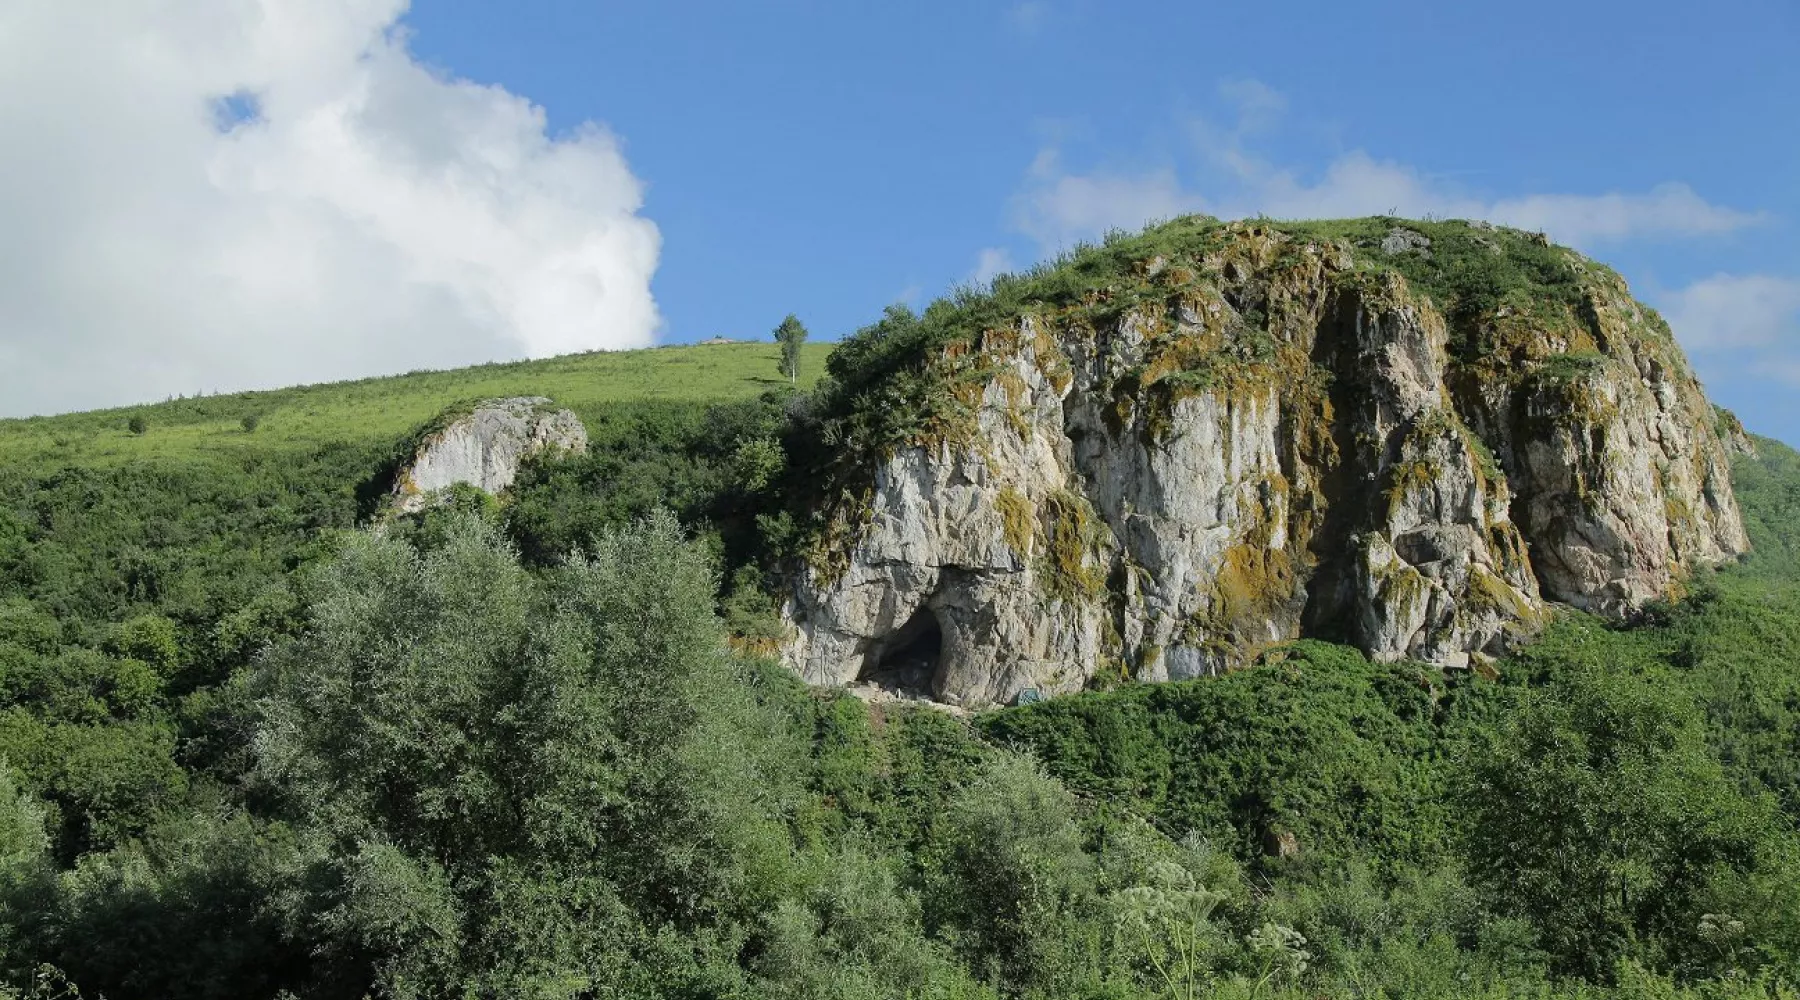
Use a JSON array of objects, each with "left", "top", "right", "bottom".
[{"left": 0, "top": 342, "right": 832, "bottom": 470}]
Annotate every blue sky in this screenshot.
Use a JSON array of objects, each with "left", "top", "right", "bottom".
[
  {"left": 1, "top": 0, "right": 1794, "bottom": 443},
  {"left": 400, "top": 0, "right": 1799, "bottom": 439}
]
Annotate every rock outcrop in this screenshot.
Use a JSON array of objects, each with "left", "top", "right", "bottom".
[
  {"left": 393, "top": 397, "right": 586, "bottom": 513},
  {"left": 1717, "top": 406, "right": 1759, "bottom": 458},
  {"left": 782, "top": 219, "right": 1747, "bottom": 707}
]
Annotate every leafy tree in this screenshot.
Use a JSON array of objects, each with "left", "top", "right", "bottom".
[
  {"left": 926, "top": 754, "right": 1103, "bottom": 994},
  {"left": 0, "top": 711, "right": 186, "bottom": 860},
  {"left": 0, "top": 765, "right": 51, "bottom": 969},
  {"left": 731, "top": 436, "right": 784, "bottom": 493},
  {"left": 1457, "top": 667, "right": 1800, "bottom": 979},
  {"left": 752, "top": 844, "right": 990, "bottom": 1000},
  {"left": 30, "top": 810, "right": 311, "bottom": 1000},
  {"left": 774, "top": 315, "right": 809, "bottom": 384},
  {"left": 106, "top": 617, "right": 179, "bottom": 677},
  {"left": 251, "top": 509, "right": 800, "bottom": 996}
]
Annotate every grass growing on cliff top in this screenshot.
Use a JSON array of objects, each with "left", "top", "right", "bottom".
[
  {"left": 1272, "top": 216, "right": 1594, "bottom": 324},
  {"left": 0, "top": 342, "right": 831, "bottom": 472},
  {"left": 803, "top": 215, "right": 1604, "bottom": 475},
  {"left": 827, "top": 214, "right": 1596, "bottom": 383}
]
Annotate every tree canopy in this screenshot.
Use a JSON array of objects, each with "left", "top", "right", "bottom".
[{"left": 775, "top": 314, "right": 809, "bottom": 384}]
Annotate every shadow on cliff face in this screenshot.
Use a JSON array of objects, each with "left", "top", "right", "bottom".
[
  {"left": 858, "top": 606, "right": 944, "bottom": 698},
  {"left": 1297, "top": 286, "right": 1370, "bottom": 647}
]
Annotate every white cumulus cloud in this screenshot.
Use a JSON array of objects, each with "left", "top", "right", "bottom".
[
  {"left": 0, "top": 0, "right": 661, "bottom": 418},
  {"left": 1009, "top": 83, "right": 1760, "bottom": 254},
  {"left": 1658, "top": 274, "right": 1800, "bottom": 352},
  {"left": 1013, "top": 151, "right": 1192, "bottom": 249},
  {"left": 1015, "top": 148, "right": 1760, "bottom": 254}
]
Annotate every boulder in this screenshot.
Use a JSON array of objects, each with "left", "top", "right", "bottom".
[{"left": 392, "top": 397, "right": 586, "bottom": 513}]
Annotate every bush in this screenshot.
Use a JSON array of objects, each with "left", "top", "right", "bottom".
[
  {"left": 250, "top": 509, "right": 802, "bottom": 995},
  {"left": 980, "top": 641, "right": 1469, "bottom": 865},
  {"left": 925, "top": 754, "right": 1104, "bottom": 993},
  {"left": 1458, "top": 666, "right": 1800, "bottom": 979}
]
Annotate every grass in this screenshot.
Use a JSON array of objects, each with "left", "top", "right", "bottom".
[{"left": 0, "top": 342, "right": 833, "bottom": 471}]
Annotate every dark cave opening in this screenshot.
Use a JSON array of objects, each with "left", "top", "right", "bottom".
[{"left": 859, "top": 605, "right": 944, "bottom": 696}]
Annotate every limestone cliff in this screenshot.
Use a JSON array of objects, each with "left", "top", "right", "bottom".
[
  {"left": 781, "top": 218, "right": 1747, "bottom": 706},
  {"left": 393, "top": 397, "right": 586, "bottom": 513}
]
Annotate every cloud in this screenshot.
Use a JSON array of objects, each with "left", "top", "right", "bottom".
[
  {"left": 1655, "top": 274, "right": 1800, "bottom": 412},
  {"left": 971, "top": 247, "right": 1017, "bottom": 285},
  {"left": 1216, "top": 79, "right": 1287, "bottom": 130},
  {"left": 0, "top": 0, "right": 660, "bottom": 417},
  {"left": 1010, "top": 82, "right": 1760, "bottom": 253},
  {"left": 1013, "top": 151, "right": 1192, "bottom": 248},
  {"left": 1658, "top": 275, "right": 1800, "bottom": 352},
  {"left": 1008, "top": 1, "right": 1050, "bottom": 32},
  {"left": 1485, "top": 187, "right": 1760, "bottom": 243}
]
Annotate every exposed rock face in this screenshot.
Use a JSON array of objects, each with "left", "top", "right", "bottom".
[
  {"left": 1717, "top": 407, "right": 1759, "bottom": 458},
  {"left": 783, "top": 222, "right": 1747, "bottom": 707},
  {"left": 393, "top": 398, "right": 586, "bottom": 513}
]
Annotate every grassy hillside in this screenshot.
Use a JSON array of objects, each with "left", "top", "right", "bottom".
[
  {"left": 0, "top": 342, "right": 831, "bottom": 471},
  {"left": 0, "top": 343, "right": 828, "bottom": 835},
  {"left": 1734, "top": 434, "right": 1800, "bottom": 578},
  {"left": 0, "top": 220, "right": 1797, "bottom": 999}
]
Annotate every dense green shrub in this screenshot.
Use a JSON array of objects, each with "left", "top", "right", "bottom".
[
  {"left": 980, "top": 641, "right": 1475, "bottom": 865},
  {"left": 924, "top": 754, "right": 1104, "bottom": 993},
  {"left": 505, "top": 395, "right": 795, "bottom": 573},
  {"left": 1732, "top": 435, "right": 1800, "bottom": 579},
  {"left": 26, "top": 810, "right": 311, "bottom": 1000},
  {"left": 250, "top": 511, "right": 804, "bottom": 996},
  {"left": 980, "top": 434, "right": 1800, "bottom": 987},
  {"left": 1460, "top": 666, "right": 1800, "bottom": 978}
]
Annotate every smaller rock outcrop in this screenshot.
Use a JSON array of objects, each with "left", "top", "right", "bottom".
[
  {"left": 1380, "top": 227, "right": 1432, "bottom": 256},
  {"left": 392, "top": 398, "right": 586, "bottom": 513},
  {"left": 1716, "top": 406, "right": 1759, "bottom": 458}
]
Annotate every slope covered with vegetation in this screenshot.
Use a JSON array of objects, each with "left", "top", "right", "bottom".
[
  {"left": 0, "top": 221, "right": 1795, "bottom": 999},
  {"left": 0, "top": 342, "right": 829, "bottom": 471},
  {"left": 0, "top": 343, "right": 825, "bottom": 883}
]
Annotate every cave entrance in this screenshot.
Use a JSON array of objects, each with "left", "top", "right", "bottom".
[{"left": 860, "top": 605, "right": 944, "bottom": 697}]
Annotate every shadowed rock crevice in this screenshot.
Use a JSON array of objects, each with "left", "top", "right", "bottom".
[
  {"left": 1298, "top": 285, "right": 1375, "bottom": 646},
  {"left": 858, "top": 604, "right": 944, "bottom": 698}
]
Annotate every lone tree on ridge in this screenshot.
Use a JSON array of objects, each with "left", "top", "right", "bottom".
[{"left": 774, "top": 314, "right": 808, "bottom": 384}]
